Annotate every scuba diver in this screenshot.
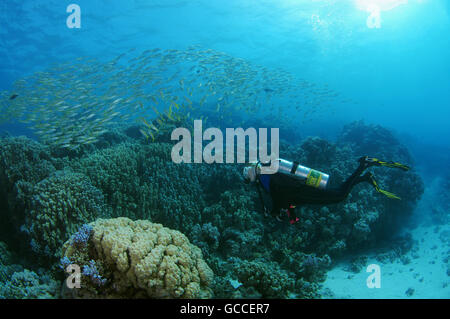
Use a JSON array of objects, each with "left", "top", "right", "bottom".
[{"left": 243, "top": 156, "right": 410, "bottom": 225}]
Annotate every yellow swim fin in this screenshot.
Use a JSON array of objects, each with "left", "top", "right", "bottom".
[
  {"left": 366, "top": 157, "right": 410, "bottom": 171},
  {"left": 368, "top": 173, "right": 401, "bottom": 200},
  {"left": 376, "top": 188, "right": 401, "bottom": 200}
]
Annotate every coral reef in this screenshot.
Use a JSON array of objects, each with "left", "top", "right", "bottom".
[
  {"left": 0, "top": 241, "right": 59, "bottom": 299},
  {"left": 229, "top": 258, "right": 296, "bottom": 298},
  {"left": 68, "top": 143, "right": 146, "bottom": 219},
  {"left": 431, "top": 177, "right": 450, "bottom": 224},
  {"left": 68, "top": 142, "right": 207, "bottom": 234},
  {"left": 0, "top": 120, "right": 425, "bottom": 299},
  {"left": 22, "top": 170, "right": 106, "bottom": 260},
  {"left": 0, "top": 269, "right": 59, "bottom": 299},
  {"left": 0, "top": 137, "right": 58, "bottom": 245},
  {"left": 274, "top": 123, "right": 424, "bottom": 257},
  {"left": 61, "top": 217, "right": 214, "bottom": 298},
  {"left": 339, "top": 120, "right": 412, "bottom": 162}
]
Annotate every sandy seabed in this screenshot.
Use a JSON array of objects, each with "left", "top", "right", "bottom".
[{"left": 320, "top": 222, "right": 449, "bottom": 299}]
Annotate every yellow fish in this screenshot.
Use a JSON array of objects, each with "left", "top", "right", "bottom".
[
  {"left": 150, "top": 95, "right": 158, "bottom": 104},
  {"left": 142, "top": 118, "right": 153, "bottom": 129},
  {"left": 151, "top": 105, "right": 160, "bottom": 115},
  {"left": 166, "top": 105, "right": 174, "bottom": 121},
  {"left": 184, "top": 96, "right": 192, "bottom": 105},
  {"left": 139, "top": 128, "right": 149, "bottom": 139}
]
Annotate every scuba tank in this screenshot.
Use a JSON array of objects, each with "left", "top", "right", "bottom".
[{"left": 277, "top": 159, "right": 329, "bottom": 190}]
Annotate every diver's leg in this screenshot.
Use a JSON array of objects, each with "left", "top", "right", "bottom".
[
  {"left": 350, "top": 157, "right": 406, "bottom": 199},
  {"left": 336, "top": 157, "right": 372, "bottom": 193},
  {"left": 326, "top": 156, "right": 379, "bottom": 200},
  {"left": 270, "top": 198, "right": 284, "bottom": 219},
  {"left": 358, "top": 172, "right": 402, "bottom": 199},
  {"left": 305, "top": 157, "right": 404, "bottom": 204}
]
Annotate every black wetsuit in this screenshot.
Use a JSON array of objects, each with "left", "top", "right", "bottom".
[{"left": 256, "top": 159, "right": 371, "bottom": 222}]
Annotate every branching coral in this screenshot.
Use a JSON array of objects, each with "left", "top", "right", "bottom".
[
  {"left": 0, "top": 269, "right": 59, "bottom": 299},
  {"left": 61, "top": 217, "right": 214, "bottom": 299},
  {"left": 0, "top": 137, "right": 57, "bottom": 243},
  {"left": 339, "top": 120, "right": 412, "bottom": 162},
  {"left": 69, "top": 142, "right": 206, "bottom": 234},
  {"left": 0, "top": 137, "right": 56, "bottom": 190},
  {"left": 229, "top": 258, "right": 295, "bottom": 298},
  {"left": 0, "top": 241, "right": 59, "bottom": 299},
  {"left": 23, "top": 170, "right": 106, "bottom": 260},
  {"left": 69, "top": 142, "right": 144, "bottom": 218}
]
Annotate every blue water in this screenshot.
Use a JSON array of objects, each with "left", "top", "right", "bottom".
[
  {"left": 0, "top": 0, "right": 449, "bottom": 299},
  {"left": 1, "top": 0, "right": 449, "bottom": 170}
]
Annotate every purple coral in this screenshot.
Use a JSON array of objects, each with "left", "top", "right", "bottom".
[
  {"left": 302, "top": 254, "right": 331, "bottom": 271},
  {"left": 82, "top": 260, "right": 107, "bottom": 286},
  {"left": 70, "top": 224, "right": 93, "bottom": 248},
  {"left": 303, "top": 255, "right": 320, "bottom": 268}
]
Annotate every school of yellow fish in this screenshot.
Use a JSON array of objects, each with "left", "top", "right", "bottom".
[{"left": 0, "top": 45, "right": 345, "bottom": 149}]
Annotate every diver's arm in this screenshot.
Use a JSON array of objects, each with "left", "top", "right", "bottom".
[
  {"left": 268, "top": 194, "right": 284, "bottom": 218},
  {"left": 256, "top": 181, "right": 273, "bottom": 216}
]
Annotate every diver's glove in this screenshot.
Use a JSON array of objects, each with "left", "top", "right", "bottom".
[
  {"left": 263, "top": 206, "right": 271, "bottom": 218},
  {"left": 279, "top": 206, "right": 299, "bottom": 225}
]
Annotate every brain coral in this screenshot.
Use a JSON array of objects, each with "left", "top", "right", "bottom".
[{"left": 61, "top": 217, "right": 214, "bottom": 299}]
